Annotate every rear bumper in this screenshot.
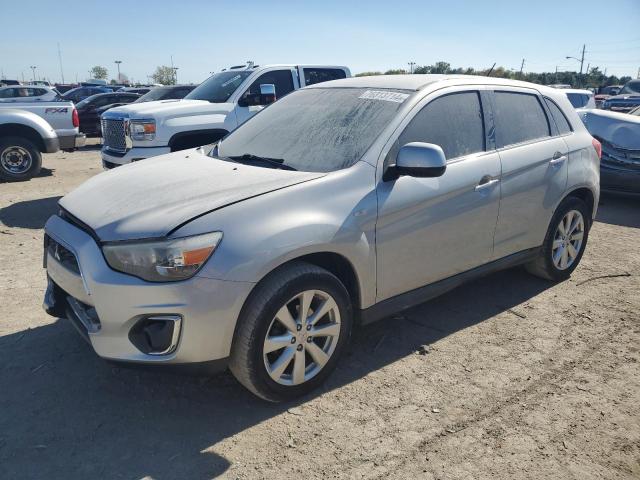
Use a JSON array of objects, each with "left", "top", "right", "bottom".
[
  {"left": 600, "top": 164, "right": 640, "bottom": 195},
  {"left": 42, "top": 214, "right": 255, "bottom": 366},
  {"left": 43, "top": 136, "right": 60, "bottom": 153},
  {"left": 101, "top": 145, "right": 170, "bottom": 168},
  {"left": 58, "top": 133, "right": 86, "bottom": 151}
]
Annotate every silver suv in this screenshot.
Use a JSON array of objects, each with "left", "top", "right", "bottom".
[{"left": 43, "top": 75, "right": 600, "bottom": 401}]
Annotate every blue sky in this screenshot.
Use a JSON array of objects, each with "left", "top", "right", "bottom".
[{"left": 1, "top": 0, "right": 639, "bottom": 84}]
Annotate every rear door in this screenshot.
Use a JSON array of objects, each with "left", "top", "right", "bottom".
[
  {"left": 490, "top": 88, "right": 568, "bottom": 259},
  {"left": 376, "top": 87, "right": 501, "bottom": 301}
]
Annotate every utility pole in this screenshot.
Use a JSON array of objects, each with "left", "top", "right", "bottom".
[
  {"left": 57, "top": 42, "right": 65, "bottom": 83},
  {"left": 30, "top": 65, "right": 37, "bottom": 82},
  {"left": 555, "top": 65, "right": 558, "bottom": 83},
  {"left": 170, "top": 55, "right": 175, "bottom": 84},
  {"left": 519, "top": 58, "right": 525, "bottom": 78},
  {"left": 579, "top": 44, "right": 585, "bottom": 76},
  {"left": 407, "top": 61, "right": 416, "bottom": 74},
  {"left": 114, "top": 60, "right": 122, "bottom": 83}
]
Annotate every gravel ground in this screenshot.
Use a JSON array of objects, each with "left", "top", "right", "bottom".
[{"left": 1, "top": 140, "right": 639, "bottom": 480}]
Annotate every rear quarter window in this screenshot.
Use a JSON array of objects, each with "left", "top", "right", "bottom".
[
  {"left": 493, "top": 91, "right": 550, "bottom": 148},
  {"left": 543, "top": 97, "right": 572, "bottom": 135}
]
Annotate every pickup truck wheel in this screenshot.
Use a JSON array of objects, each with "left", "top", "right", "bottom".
[
  {"left": 525, "top": 196, "right": 590, "bottom": 281},
  {"left": 0, "top": 137, "right": 42, "bottom": 181},
  {"left": 229, "top": 261, "right": 353, "bottom": 402}
]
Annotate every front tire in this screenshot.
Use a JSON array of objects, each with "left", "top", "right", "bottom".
[
  {"left": 229, "top": 262, "right": 353, "bottom": 402},
  {"left": 0, "top": 136, "right": 42, "bottom": 181},
  {"left": 525, "top": 196, "right": 591, "bottom": 281}
]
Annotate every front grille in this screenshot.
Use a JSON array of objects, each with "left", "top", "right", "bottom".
[
  {"left": 102, "top": 118, "right": 127, "bottom": 152},
  {"left": 45, "top": 234, "right": 80, "bottom": 274}
]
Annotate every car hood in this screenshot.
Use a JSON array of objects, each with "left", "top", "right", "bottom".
[
  {"left": 105, "top": 99, "right": 224, "bottom": 118},
  {"left": 59, "top": 150, "right": 326, "bottom": 241}
]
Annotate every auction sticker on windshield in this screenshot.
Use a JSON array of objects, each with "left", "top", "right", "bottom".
[{"left": 359, "top": 90, "right": 409, "bottom": 103}]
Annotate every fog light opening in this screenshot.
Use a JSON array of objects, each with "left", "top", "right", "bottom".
[{"left": 129, "top": 315, "right": 182, "bottom": 355}]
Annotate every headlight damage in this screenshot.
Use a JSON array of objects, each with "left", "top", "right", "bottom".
[
  {"left": 129, "top": 119, "right": 156, "bottom": 141},
  {"left": 103, "top": 232, "right": 222, "bottom": 282}
]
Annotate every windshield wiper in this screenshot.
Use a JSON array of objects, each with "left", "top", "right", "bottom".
[{"left": 228, "top": 154, "right": 297, "bottom": 171}]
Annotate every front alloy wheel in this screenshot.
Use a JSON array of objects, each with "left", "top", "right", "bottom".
[
  {"left": 263, "top": 290, "right": 341, "bottom": 386},
  {"left": 229, "top": 262, "right": 353, "bottom": 402}
]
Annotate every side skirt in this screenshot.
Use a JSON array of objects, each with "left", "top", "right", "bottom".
[{"left": 359, "top": 247, "right": 541, "bottom": 325}]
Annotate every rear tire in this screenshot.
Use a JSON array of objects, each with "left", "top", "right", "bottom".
[
  {"left": 229, "top": 261, "right": 353, "bottom": 402},
  {"left": 525, "top": 196, "right": 590, "bottom": 281},
  {"left": 0, "top": 136, "right": 42, "bottom": 182}
]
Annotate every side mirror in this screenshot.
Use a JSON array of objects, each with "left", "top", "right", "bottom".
[
  {"left": 384, "top": 142, "right": 447, "bottom": 181},
  {"left": 259, "top": 83, "right": 276, "bottom": 105}
]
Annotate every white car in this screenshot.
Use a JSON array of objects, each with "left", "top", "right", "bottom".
[
  {"left": 0, "top": 85, "right": 60, "bottom": 102},
  {"left": 563, "top": 88, "right": 595, "bottom": 109},
  {"left": 100, "top": 64, "right": 350, "bottom": 168}
]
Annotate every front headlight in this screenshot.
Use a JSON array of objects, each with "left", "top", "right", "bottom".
[
  {"left": 103, "top": 232, "right": 222, "bottom": 282},
  {"left": 129, "top": 119, "right": 156, "bottom": 141}
]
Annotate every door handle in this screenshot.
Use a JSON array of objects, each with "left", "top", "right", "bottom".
[
  {"left": 549, "top": 152, "right": 567, "bottom": 165},
  {"left": 475, "top": 177, "right": 500, "bottom": 192}
]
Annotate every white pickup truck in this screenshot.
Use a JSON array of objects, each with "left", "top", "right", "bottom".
[
  {"left": 0, "top": 101, "right": 86, "bottom": 151},
  {"left": 101, "top": 64, "right": 350, "bottom": 168}
]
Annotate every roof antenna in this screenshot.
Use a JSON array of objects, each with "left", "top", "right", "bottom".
[{"left": 486, "top": 63, "right": 496, "bottom": 77}]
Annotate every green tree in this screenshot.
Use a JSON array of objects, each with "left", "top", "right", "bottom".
[
  {"left": 151, "top": 66, "right": 176, "bottom": 85},
  {"left": 90, "top": 65, "right": 108, "bottom": 79}
]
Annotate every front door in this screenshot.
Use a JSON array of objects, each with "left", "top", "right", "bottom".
[{"left": 376, "top": 89, "right": 501, "bottom": 301}]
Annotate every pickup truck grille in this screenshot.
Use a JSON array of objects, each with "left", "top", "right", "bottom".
[{"left": 101, "top": 118, "right": 127, "bottom": 152}]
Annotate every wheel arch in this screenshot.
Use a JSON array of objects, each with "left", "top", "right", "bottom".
[
  {"left": 244, "top": 251, "right": 363, "bottom": 315},
  {"left": 565, "top": 186, "right": 596, "bottom": 222},
  {"left": 0, "top": 124, "right": 46, "bottom": 151}
]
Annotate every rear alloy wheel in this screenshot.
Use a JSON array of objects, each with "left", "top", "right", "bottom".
[
  {"left": 230, "top": 262, "right": 353, "bottom": 402},
  {"left": 0, "top": 137, "right": 42, "bottom": 181},
  {"left": 551, "top": 210, "right": 585, "bottom": 271},
  {"left": 525, "top": 196, "right": 590, "bottom": 281}
]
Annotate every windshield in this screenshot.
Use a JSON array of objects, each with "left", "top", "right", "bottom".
[
  {"left": 135, "top": 87, "right": 169, "bottom": 102},
  {"left": 620, "top": 81, "right": 640, "bottom": 95},
  {"left": 185, "top": 71, "right": 252, "bottom": 103},
  {"left": 216, "top": 87, "right": 410, "bottom": 173}
]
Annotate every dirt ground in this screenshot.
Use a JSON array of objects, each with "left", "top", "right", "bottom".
[{"left": 1, "top": 140, "right": 639, "bottom": 480}]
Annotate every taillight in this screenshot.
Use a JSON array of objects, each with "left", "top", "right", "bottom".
[
  {"left": 72, "top": 108, "right": 79, "bottom": 128},
  {"left": 592, "top": 137, "right": 602, "bottom": 159}
]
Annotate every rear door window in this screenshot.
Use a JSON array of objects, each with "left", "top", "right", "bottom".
[
  {"left": 543, "top": 97, "right": 572, "bottom": 135},
  {"left": 396, "top": 91, "right": 485, "bottom": 161},
  {"left": 493, "top": 91, "right": 550, "bottom": 148},
  {"left": 303, "top": 68, "right": 347, "bottom": 86}
]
